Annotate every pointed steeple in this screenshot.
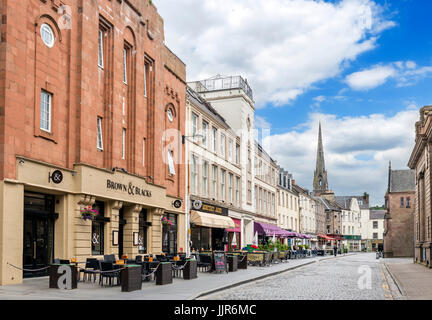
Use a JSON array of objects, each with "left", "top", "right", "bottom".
[{"left": 313, "top": 122, "right": 329, "bottom": 195}]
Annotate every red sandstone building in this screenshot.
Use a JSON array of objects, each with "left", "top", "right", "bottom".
[
  {"left": 408, "top": 106, "right": 432, "bottom": 266},
  {"left": 383, "top": 163, "right": 415, "bottom": 258},
  {"left": 0, "top": 0, "right": 186, "bottom": 285}
]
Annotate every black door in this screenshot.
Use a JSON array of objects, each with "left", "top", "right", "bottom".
[
  {"left": 119, "top": 208, "right": 126, "bottom": 258},
  {"left": 23, "top": 214, "right": 54, "bottom": 278},
  {"left": 23, "top": 193, "right": 55, "bottom": 278}
]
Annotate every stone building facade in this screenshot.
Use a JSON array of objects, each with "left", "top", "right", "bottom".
[
  {"left": 277, "top": 167, "right": 299, "bottom": 234},
  {"left": 188, "top": 75, "right": 256, "bottom": 245},
  {"left": 408, "top": 106, "right": 432, "bottom": 266},
  {"left": 185, "top": 86, "right": 245, "bottom": 251},
  {"left": 0, "top": 0, "right": 186, "bottom": 285},
  {"left": 384, "top": 163, "right": 415, "bottom": 258}
]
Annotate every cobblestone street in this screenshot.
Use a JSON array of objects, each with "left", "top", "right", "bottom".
[{"left": 201, "top": 253, "right": 391, "bottom": 300}]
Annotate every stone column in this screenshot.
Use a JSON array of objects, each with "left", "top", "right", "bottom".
[
  {"left": 74, "top": 195, "right": 95, "bottom": 260},
  {"left": 123, "top": 204, "right": 142, "bottom": 258},
  {"left": 150, "top": 208, "right": 164, "bottom": 255},
  {"left": 107, "top": 201, "right": 123, "bottom": 257},
  {"left": 0, "top": 181, "right": 24, "bottom": 285}
]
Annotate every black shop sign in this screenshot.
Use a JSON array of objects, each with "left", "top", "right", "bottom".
[{"left": 193, "top": 200, "right": 228, "bottom": 216}]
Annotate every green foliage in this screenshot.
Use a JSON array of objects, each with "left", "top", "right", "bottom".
[
  {"left": 370, "top": 205, "right": 385, "bottom": 210},
  {"left": 258, "top": 240, "right": 290, "bottom": 252}
]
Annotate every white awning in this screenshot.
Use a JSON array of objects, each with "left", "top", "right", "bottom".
[{"left": 191, "top": 210, "right": 235, "bottom": 229}]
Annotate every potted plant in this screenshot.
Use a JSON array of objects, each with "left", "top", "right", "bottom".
[
  {"left": 80, "top": 206, "right": 99, "bottom": 221},
  {"left": 161, "top": 216, "right": 173, "bottom": 226}
]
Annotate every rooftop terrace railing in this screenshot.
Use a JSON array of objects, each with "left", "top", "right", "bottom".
[{"left": 191, "top": 75, "right": 254, "bottom": 101}]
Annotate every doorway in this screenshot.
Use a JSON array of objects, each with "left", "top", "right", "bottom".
[{"left": 23, "top": 193, "right": 56, "bottom": 278}]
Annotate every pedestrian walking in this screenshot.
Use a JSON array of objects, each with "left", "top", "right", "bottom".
[{"left": 333, "top": 244, "right": 338, "bottom": 256}]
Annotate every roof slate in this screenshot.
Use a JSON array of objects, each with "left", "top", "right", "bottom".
[{"left": 390, "top": 169, "right": 415, "bottom": 193}]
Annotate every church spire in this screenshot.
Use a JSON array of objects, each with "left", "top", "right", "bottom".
[{"left": 313, "top": 122, "right": 329, "bottom": 195}]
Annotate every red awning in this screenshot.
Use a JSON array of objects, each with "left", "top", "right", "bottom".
[
  {"left": 226, "top": 218, "right": 241, "bottom": 233},
  {"left": 317, "top": 234, "right": 335, "bottom": 240}
]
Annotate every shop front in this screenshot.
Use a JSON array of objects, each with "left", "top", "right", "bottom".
[
  {"left": 226, "top": 218, "right": 241, "bottom": 251},
  {"left": 189, "top": 200, "right": 235, "bottom": 252},
  {"left": 0, "top": 158, "right": 185, "bottom": 285}
]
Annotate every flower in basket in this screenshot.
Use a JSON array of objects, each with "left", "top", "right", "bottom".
[
  {"left": 80, "top": 206, "right": 99, "bottom": 221},
  {"left": 161, "top": 216, "right": 173, "bottom": 226}
]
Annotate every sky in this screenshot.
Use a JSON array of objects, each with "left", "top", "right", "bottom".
[{"left": 156, "top": 0, "right": 432, "bottom": 206}]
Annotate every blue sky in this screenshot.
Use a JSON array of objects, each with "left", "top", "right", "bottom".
[
  {"left": 257, "top": 0, "right": 432, "bottom": 134},
  {"left": 157, "top": 0, "right": 431, "bottom": 206}
]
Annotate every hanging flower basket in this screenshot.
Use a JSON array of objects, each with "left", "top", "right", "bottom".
[
  {"left": 161, "top": 216, "right": 173, "bottom": 226},
  {"left": 80, "top": 207, "right": 99, "bottom": 221}
]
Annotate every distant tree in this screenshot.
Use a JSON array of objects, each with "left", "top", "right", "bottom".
[{"left": 370, "top": 205, "right": 385, "bottom": 210}]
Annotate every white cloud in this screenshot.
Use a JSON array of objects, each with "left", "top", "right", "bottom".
[
  {"left": 346, "top": 61, "right": 432, "bottom": 90},
  {"left": 345, "top": 65, "right": 396, "bottom": 90},
  {"left": 262, "top": 108, "right": 418, "bottom": 206},
  {"left": 156, "top": 0, "right": 394, "bottom": 107}
]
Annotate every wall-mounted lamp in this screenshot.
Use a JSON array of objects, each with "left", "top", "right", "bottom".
[
  {"left": 18, "top": 158, "right": 25, "bottom": 165},
  {"left": 144, "top": 176, "right": 154, "bottom": 181}
]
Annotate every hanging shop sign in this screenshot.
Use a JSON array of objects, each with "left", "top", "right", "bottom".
[
  {"left": 106, "top": 179, "right": 152, "bottom": 197},
  {"left": 49, "top": 170, "right": 63, "bottom": 184}
]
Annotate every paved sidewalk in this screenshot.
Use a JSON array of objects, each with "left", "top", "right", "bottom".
[
  {"left": 384, "top": 257, "right": 432, "bottom": 300},
  {"left": 0, "top": 254, "right": 353, "bottom": 300}
]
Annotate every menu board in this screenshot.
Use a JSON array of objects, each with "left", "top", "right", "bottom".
[{"left": 213, "top": 251, "right": 226, "bottom": 273}]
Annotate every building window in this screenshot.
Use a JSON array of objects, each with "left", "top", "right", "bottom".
[
  {"left": 400, "top": 197, "right": 404, "bottom": 208},
  {"left": 229, "top": 173, "right": 233, "bottom": 203},
  {"left": 373, "top": 233, "right": 378, "bottom": 239},
  {"left": 138, "top": 210, "right": 148, "bottom": 254},
  {"left": 40, "top": 90, "right": 52, "bottom": 132},
  {"left": 144, "top": 63, "right": 148, "bottom": 97},
  {"left": 220, "top": 133, "right": 226, "bottom": 158},
  {"left": 122, "top": 128, "right": 126, "bottom": 159},
  {"left": 220, "top": 170, "right": 226, "bottom": 201},
  {"left": 202, "top": 161, "right": 208, "bottom": 197},
  {"left": 123, "top": 47, "right": 128, "bottom": 84},
  {"left": 98, "top": 29, "right": 104, "bottom": 68},
  {"left": 192, "top": 112, "right": 198, "bottom": 139},
  {"left": 190, "top": 155, "right": 198, "bottom": 194},
  {"left": 235, "top": 176, "right": 240, "bottom": 206},
  {"left": 373, "top": 221, "right": 378, "bottom": 229},
  {"left": 406, "top": 197, "right": 411, "bottom": 208},
  {"left": 167, "top": 109, "right": 174, "bottom": 123},
  {"left": 162, "top": 213, "right": 177, "bottom": 254},
  {"left": 212, "top": 127, "right": 217, "bottom": 152},
  {"left": 228, "top": 139, "right": 233, "bottom": 162},
  {"left": 235, "top": 144, "right": 240, "bottom": 165},
  {"left": 212, "top": 165, "right": 217, "bottom": 199},
  {"left": 97, "top": 117, "right": 103, "bottom": 150},
  {"left": 40, "top": 23, "right": 55, "bottom": 48},
  {"left": 202, "top": 121, "right": 208, "bottom": 147},
  {"left": 247, "top": 181, "right": 252, "bottom": 203},
  {"left": 168, "top": 150, "right": 176, "bottom": 176},
  {"left": 91, "top": 201, "right": 105, "bottom": 256}
]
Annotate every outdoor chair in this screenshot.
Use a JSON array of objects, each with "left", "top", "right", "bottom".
[
  {"left": 80, "top": 258, "right": 100, "bottom": 282},
  {"left": 59, "top": 259, "right": 70, "bottom": 264},
  {"left": 135, "top": 255, "right": 143, "bottom": 263},
  {"left": 103, "top": 254, "right": 116, "bottom": 263},
  {"left": 156, "top": 255, "right": 168, "bottom": 262},
  {"left": 197, "top": 254, "right": 212, "bottom": 272},
  {"left": 53, "top": 259, "right": 60, "bottom": 264},
  {"left": 99, "top": 261, "right": 121, "bottom": 286}
]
